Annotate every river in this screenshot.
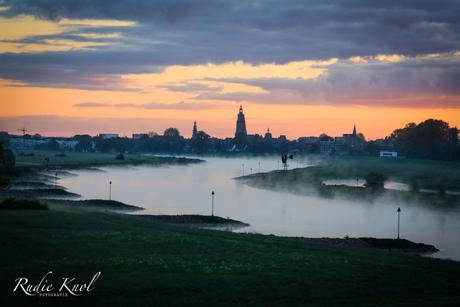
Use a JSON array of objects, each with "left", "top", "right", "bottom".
[{"left": 59, "top": 156, "right": 460, "bottom": 261}]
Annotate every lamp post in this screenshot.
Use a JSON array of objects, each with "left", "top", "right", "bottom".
[
  {"left": 397, "top": 207, "right": 401, "bottom": 239},
  {"left": 211, "top": 191, "right": 215, "bottom": 216},
  {"left": 258, "top": 162, "right": 260, "bottom": 173},
  {"left": 356, "top": 179, "right": 359, "bottom": 187},
  {"left": 242, "top": 164, "right": 244, "bottom": 176},
  {"left": 55, "top": 173, "right": 58, "bottom": 188},
  {"left": 109, "top": 181, "right": 112, "bottom": 201}
]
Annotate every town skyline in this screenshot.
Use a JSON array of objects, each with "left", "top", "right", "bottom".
[{"left": 1, "top": 1, "right": 459, "bottom": 140}]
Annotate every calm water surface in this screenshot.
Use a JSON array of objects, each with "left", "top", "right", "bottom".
[{"left": 60, "top": 156, "right": 460, "bottom": 261}]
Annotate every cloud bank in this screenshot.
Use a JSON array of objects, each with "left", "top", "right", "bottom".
[{"left": 1, "top": 0, "right": 460, "bottom": 108}]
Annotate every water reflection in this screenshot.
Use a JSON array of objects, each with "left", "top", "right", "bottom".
[{"left": 61, "top": 156, "right": 460, "bottom": 261}]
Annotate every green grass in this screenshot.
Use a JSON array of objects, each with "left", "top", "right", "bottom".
[
  {"left": 0, "top": 197, "right": 48, "bottom": 210},
  {"left": 1, "top": 202, "right": 460, "bottom": 306},
  {"left": 80, "top": 199, "right": 141, "bottom": 209},
  {"left": 12, "top": 150, "right": 201, "bottom": 169}
]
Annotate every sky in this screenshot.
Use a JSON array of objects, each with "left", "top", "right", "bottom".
[{"left": 0, "top": 0, "right": 460, "bottom": 140}]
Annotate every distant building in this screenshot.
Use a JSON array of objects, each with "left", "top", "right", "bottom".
[
  {"left": 264, "top": 128, "right": 272, "bottom": 141},
  {"left": 192, "top": 121, "right": 198, "bottom": 139},
  {"left": 380, "top": 151, "right": 398, "bottom": 158},
  {"left": 132, "top": 134, "right": 147, "bottom": 139},
  {"left": 99, "top": 134, "right": 118, "bottom": 139},
  {"left": 298, "top": 136, "right": 318, "bottom": 145},
  {"left": 235, "top": 105, "right": 247, "bottom": 137},
  {"left": 57, "top": 139, "right": 78, "bottom": 149},
  {"left": 343, "top": 125, "right": 358, "bottom": 148},
  {"left": 320, "top": 137, "right": 345, "bottom": 155}
]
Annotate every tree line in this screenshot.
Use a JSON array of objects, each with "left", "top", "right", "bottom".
[{"left": 391, "top": 119, "right": 459, "bottom": 161}]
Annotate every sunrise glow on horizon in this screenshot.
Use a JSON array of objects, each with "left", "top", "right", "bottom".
[{"left": 1, "top": 1, "right": 459, "bottom": 140}]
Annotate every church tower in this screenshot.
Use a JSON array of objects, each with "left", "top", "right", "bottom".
[
  {"left": 192, "top": 121, "right": 197, "bottom": 139},
  {"left": 235, "top": 105, "right": 247, "bottom": 137}
]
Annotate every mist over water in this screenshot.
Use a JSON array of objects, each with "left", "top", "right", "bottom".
[{"left": 61, "top": 156, "right": 460, "bottom": 261}]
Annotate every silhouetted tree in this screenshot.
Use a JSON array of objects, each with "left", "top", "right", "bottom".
[
  {"left": 409, "top": 178, "right": 419, "bottom": 194},
  {"left": 47, "top": 139, "right": 61, "bottom": 151},
  {"left": 74, "top": 134, "right": 93, "bottom": 152},
  {"left": 192, "top": 131, "right": 211, "bottom": 153},
  {"left": 392, "top": 119, "right": 452, "bottom": 160},
  {"left": 319, "top": 133, "right": 333, "bottom": 141},
  {"left": 0, "top": 141, "right": 11, "bottom": 187},
  {"left": 364, "top": 171, "right": 387, "bottom": 193},
  {"left": 365, "top": 141, "right": 380, "bottom": 157},
  {"left": 163, "top": 127, "right": 180, "bottom": 139}
]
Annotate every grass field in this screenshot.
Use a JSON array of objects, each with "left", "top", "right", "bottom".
[
  {"left": 12, "top": 149, "right": 201, "bottom": 169},
  {"left": 1, "top": 201, "right": 460, "bottom": 306}
]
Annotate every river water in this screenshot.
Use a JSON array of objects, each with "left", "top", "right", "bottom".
[{"left": 59, "top": 156, "right": 460, "bottom": 262}]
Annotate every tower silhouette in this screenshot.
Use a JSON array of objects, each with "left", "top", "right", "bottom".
[{"left": 235, "top": 105, "right": 247, "bottom": 137}]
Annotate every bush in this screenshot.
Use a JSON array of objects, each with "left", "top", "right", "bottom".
[
  {"left": 364, "top": 171, "right": 387, "bottom": 192},
  {"left": 0, "top": 198, "right": 48, "bottom": 210},
  {"left": 115, "top": 153, "right": 125, "bottom": 160},
  {"left": 409, "top": 178, "right": 419, "bottom": 194}
]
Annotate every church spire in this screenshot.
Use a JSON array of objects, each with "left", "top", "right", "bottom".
[
  {"left": 353, "top": 124, "right": 356, "bottom": 136},
  {"left": 192, "top": 121, "right": 197, "bottom": 139}
]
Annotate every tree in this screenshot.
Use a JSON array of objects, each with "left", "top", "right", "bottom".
[
  {"left": 74, "top": 134, "right": 93, "bottom": 152},
  {"left": 364, "top": 171, "right": 387, "bottom": 193},
  {"left": 191, "top": 131, "right": 211, "bottom": 153},
  {"left": 0, "top": 141, "right": 11, "bottom": 187},
  {"left": 319, "top": 133, "right": 333, "bottom": 141},
  {"left": 391, "top": 119, "right": 451, "bottom": 160},
  {"left": 4, "top": 148, "right": 15, "bottom": 175},
  {"left": 47, "top": 139, "right": 61, "bottom": 151},
  {"left": 163, "top": 127, "right": 180, "bottom": 139},
  {"left": 365, "top": 141, "right": 380, "bottom": 157},
  {"left": 33, "top": 133, "right": 42, "bottom": 140}
]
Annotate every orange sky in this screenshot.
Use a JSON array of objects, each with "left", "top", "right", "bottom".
[{"left": 1, "top": 4, "right": 459, "bottom": 140}]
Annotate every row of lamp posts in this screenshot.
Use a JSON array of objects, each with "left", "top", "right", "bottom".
[{"left": 106, "top": 180, "right": 402, "bottom": 237}]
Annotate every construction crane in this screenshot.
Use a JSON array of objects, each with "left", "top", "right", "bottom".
[{"left": 18, "top": 127, "right": 27, "bottom": 136}]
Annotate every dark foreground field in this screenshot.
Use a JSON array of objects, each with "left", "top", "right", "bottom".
[{"left": 1, "top": 200, "right": 460, "bottom": 307}]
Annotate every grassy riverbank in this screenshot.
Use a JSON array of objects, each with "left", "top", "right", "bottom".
[
  {"left": 240, "top": 156, "right": 460, "bottom": 208},
  {"left": 1, "top": 201, "right": 460, "bottom": 306},
  {"left": 11, "top": 150, "right": 202, "bottom": 170}
]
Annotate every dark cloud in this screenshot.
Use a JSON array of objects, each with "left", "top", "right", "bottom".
[
  {"left": 197, "top": 54, "right": 460, "bottom": 108},
  {"left": 72, "top": 101, "right": 228, "bottom": 110},
  {"left": 0, "top": 0, "right": 460, "bottom": 98},
  {"left": 156, "top": 82, "right": 224, "bottom": 93},
  {"left": 73, "top": 102, "right": 109, "bottom": 107}
]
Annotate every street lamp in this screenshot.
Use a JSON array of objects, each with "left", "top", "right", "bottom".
[
  {"left": 397, "top": 207, "right": 401, "bottom": 239},
  {"left": 258, "top": 162, "right": 260, "bottom": 173},
  {"left": 109, "top": 181, "right": 112, "bottom": 201},
  {"left": 211, "top": 191, "right": 215, "bottom": 216},
  {"left": 242, "top": 164, "right": 244, "bottom": 176},
  {"left": 55, "top": 173, "right": 58, "bottom": 188}
]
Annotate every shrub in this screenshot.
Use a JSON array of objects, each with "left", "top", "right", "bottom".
[
  {"left": 409, "top": 178, "right": 419, "bottom": 194},
  {"left": 115, "top": 153, "right": 125, "bottom": 160},
  {"left": 364, "top": 171, "right": 387, "bottom": 192},
  {"left": 0, "top": 198, "right": 48, "bottom": 210}
]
